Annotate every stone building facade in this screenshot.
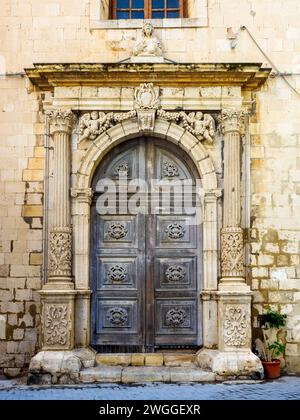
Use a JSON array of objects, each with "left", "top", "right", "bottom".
[{"left": 0, "top": 0, "right": 300, "bottom": 381}]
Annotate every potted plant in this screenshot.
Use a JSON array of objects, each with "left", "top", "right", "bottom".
[{"left": 256, "top": 309, "right": 287, "bottom": 379}]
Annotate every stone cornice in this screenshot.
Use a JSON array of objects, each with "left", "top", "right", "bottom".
[{"left": 25, "top": 63, "right": 271, "bottom": 91}]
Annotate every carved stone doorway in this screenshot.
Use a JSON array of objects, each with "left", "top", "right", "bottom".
[{"left": 90, "top": 138, "right": 202, "bottom": 352}]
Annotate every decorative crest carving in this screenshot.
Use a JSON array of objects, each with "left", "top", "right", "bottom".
[
  {"left": 134, "top": 83, "right": 160, "bottom": 131},
  {"left": 224, "top": 306, "right": 248, "bottom": 347}
]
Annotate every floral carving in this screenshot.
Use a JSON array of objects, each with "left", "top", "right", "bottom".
[
  {"left": 224, "top": 306, "right": 247, "bottom": 347},
  {"left": 114, "top": 162, "right": 129, "bottom": 177},
  {"left": 165, "top": 265, "right": 186, "bottom": 283},
  {"left": 107, "top": 307, "right": 128, "bottom": 326},
  {"left": 221, "top": 227, "right": 244, "bottom": 277},
  {"left": 166, "top": 308, "right": 187, "bottom": 327},
  {"left": 48, "top": 227, "right": 72, "bottom": 277},
  {"left": 165, "top": 223, "right": 186, "bottom": 239},
  {"left": 163, "top": 161, "right": 179, "bottom": 177},
  {"left": 45, "top": 304, "right": 68, "bottom": 346},
  {"left": 107, "top": 222, "right": 128, "bottom": 240},
  {"left": 107, "top": 265, "right": 128, "bottom": 283}
]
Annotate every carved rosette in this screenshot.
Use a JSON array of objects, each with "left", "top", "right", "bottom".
[
  {"left": 165, "top": 265, "right": 186, "bottom": 283},
  {"left": 48, "top": 227, "right": 72, "bottom": 278},
  {"left": 224, "top": 305, "right": 248, "bottom": 347},
  {"left": 166, "top": 308, "right": 187, "bottom": 327},
  {"left": 219, "top": 109, "right": 247, "bottom": 135},
  {"left": 107, "top": 307, "right": 128, "bottom": 326},
  {"left": 44, "top": 303, "right": 70, "bottom": 347},
  {"left": 163, "top": 161, "right": 179, "bottom": 177},
  {"left": 221, "top": 227, "right": 244, "bottom": 278},
  {"left": 107, "top": 222, "right": 128, "bottom": 240},
  {"left": 107, "top": 265, "right": 128, "bottom": 283},
  {"left": 46, "top": 109, "right": 75, "bottom": 135},
  {"left": 165, "top": 223, "right": 186, "bottom": 239}
]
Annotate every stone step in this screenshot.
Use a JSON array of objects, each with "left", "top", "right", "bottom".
[
  {"left": 79, "top": 366, "right": 215, "bottom": 384},
  {"left": 95, "top": 352, "right": 196, "bottom": 367}
]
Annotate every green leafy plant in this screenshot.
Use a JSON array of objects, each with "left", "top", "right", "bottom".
[{"left": 257, "top": 309, "right": 287, "bottom": 362}]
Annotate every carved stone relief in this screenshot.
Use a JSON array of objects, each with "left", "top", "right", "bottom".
[
  {"left": 132, "top": 22, "right": 163, "bottom": 58},
  {"left": 48, "top": 227, "right": 72, "bottom": 277},
  {"left": 221, "top": 227, "right": 244, "bottom": 277},
  {"left": 44, "top": 304, "right": 69, "bottom": 347},
  {"left": 77, "top": 83, "right": 216, "bottom": 141},
  {"left": 224, "top": 306, "right": 248, "bottom": 347}
]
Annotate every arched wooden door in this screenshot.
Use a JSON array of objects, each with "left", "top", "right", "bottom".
[{"left": 91, "top": 138, "right": 202, "bottom": 352}]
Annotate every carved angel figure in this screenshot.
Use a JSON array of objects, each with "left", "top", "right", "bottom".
[
  {"left": 78, "top": 111, "right": 110, "bottom": 142},
  {"left": 132, "top": 22, "right": 163, "bottom": 57},
  {"left": 183, "top": 112, "right": 215, "bottom": 143}
]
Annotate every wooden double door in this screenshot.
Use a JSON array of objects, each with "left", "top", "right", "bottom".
[{"left": 91, "top": 138, "right": 202, "bottom": 352}]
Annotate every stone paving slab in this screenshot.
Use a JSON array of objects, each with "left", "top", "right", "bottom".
[{"left": 0, "top": 376, "right": 300, "bottom": 400}]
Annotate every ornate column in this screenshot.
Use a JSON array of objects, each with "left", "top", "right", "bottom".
[
  {"left": 198, "top": 109, "right": 263, "bottom": 378},
  {"left": 40, "top": 109, "right": 77, "bottom": 351}
]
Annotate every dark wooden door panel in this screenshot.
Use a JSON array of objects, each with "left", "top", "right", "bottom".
[{"left": 91, "top": 138, "right": 202, "bottom": 351}]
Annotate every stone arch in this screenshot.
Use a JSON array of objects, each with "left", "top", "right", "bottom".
[
  {"left": 76, "top": 119, "right": 218, "bottom": 191},
  {"left": 72, "top": 118, "right": 220, "bottom": 349}
]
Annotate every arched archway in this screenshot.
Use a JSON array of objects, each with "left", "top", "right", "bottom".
[{"left": 72, "top": 119, "right": 220, "bottom": 350}]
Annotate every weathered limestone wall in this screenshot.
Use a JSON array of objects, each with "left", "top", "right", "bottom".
[{"left": 0, "top": 0, "right": 300, "bottom": 373}]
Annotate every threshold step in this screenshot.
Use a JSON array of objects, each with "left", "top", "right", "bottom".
[
  {"left": 95, "top": 352, "right": 196, "bottom": 367},
  {"left": 79, "top": 366, "right": 216, "bottom": 384}
]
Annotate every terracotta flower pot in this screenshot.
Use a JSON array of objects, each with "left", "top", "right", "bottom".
[{"left": 262, "top": 359, "right": 281, "bottom": 379}]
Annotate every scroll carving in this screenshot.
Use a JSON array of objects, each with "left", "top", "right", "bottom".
[
  {"left": 48, "top": 227, "right": 72, "bottom": 277},
  {"left": 221, "top": 227, "right": 244, "bottom": 277},
  {"left": 224, "top": 306, "right": 248, "bottom": 347},
  {"left": 44, "top": 304, "right": 69, "bottom": 347}
]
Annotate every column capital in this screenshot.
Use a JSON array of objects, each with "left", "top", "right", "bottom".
[
  {"left": 46, "top": 109, "right": 75, "bottom": 135},
  {"left": 219, "top": 109, "right": 248, "bottom": 135},
  {"left": 71, "top": 187, "right": 93, "bottom": 205}
]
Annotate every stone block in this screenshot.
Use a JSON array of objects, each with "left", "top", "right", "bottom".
[
  {"left": 163, "top": 353, "right": 196, "bottom": 367},
  {"left": 96, "top": 353, "right": 131, "bottom": 366},
  {"left": 13, "top": 329, "right": 24, "bottom": 340},
  {"left": 0, "top": 315, "right": 6, "bottom": 339},
  {"left": 170, "top": 367, "right": 215, "bottom": 382},
  {"left": 145, "top": 353, "right": 164, "bottom": 366},
  {"left": 28, "top": 158, "right": 44, "bottom": 170},
  {"left": 80, "top": 366, "right": 122, "bottom": 383},
  {"left": 0, "top": 265, "right": 9, "bottom": 277},
  {"left": 21, "top": 205, "right": 43, "bottom": 217},
  {"left": 122, "top": 367, "right": 170, "bottom": 383},
  {"left": 131, "top": 353, "right": 145, "bottom": 366}
]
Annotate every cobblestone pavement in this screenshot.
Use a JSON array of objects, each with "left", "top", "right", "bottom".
[{"left": 0, "top": 376, "right": 299, "bottom": 400}]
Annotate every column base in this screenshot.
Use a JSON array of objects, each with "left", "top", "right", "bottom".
[
  {"left": 196, "top": 348, "right": 264, "bottom": 380},
  {"left": 28, "top": 348, "right": 96, "bottom": 385}
]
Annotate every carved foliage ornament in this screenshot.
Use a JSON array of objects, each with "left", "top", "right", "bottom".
[
  {"left": 78, "top": 83, "right": 216, "bottom": 142},
  {"left": 219, "top": 109, "right": 247, "bottom": 135},
  {"left": 224, "top": 306, "right": 248, "bottom": 347},
  {"left": 107, "top": 307, "right": 128, "bottom": 326},
  {"left": 165, "top": 223, "right": 186, "bottom": 239},
  {"left": 107, "top": 222, "right": 128, "bottom": 240},
  {"left": 48, "top": 227, "right": 72, "bottom": 277},
  {"left": 114, "top": 162, "right": 129, "bottom": 177},
  {"left": 46, "top": 109, "right": 75, "bottom": 135},
  {"left": 221, "top": 227, "right": 244, "bottom": 277},
  {"left": 166, "top": 308, "right": 187, "bottom": 327},
  {"left": 45, "top": 304, "right": 69, "bottom": 346}
]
